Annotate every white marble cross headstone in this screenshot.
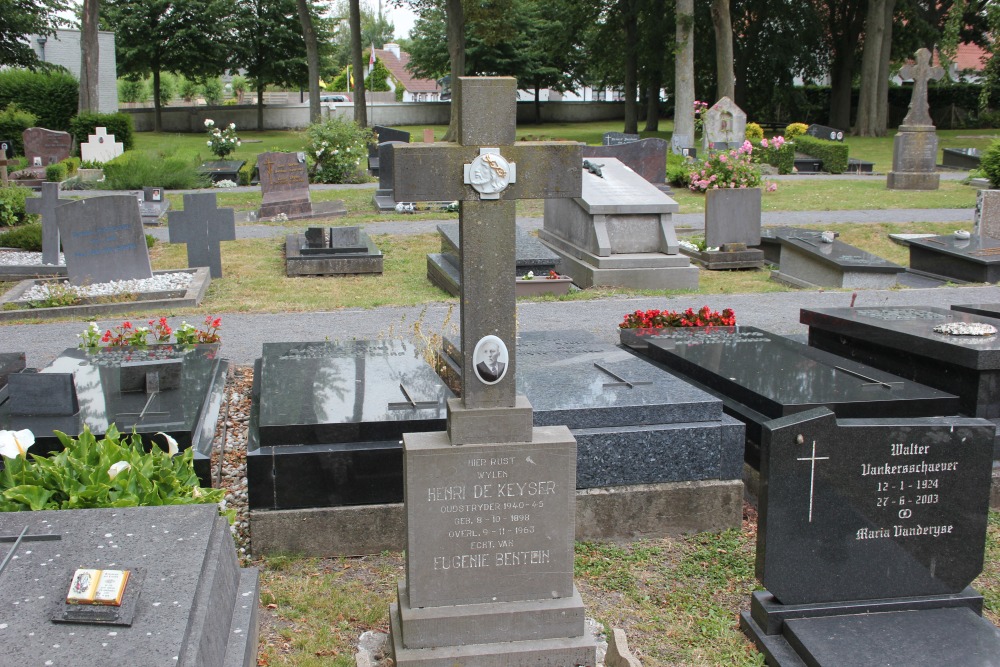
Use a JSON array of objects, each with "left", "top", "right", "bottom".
[{"left": 80, "top": 127, "right": 124, "bottom": 164}]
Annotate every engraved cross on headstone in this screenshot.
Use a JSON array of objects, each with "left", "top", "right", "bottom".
[
  {"left": 25, "top": 182, "right": 64, "bottom": 265},
  {"left": 900, "top": 48, "right": 945, "bottom": 127},
  {"left": 167, "top": 192, "right": 236, "bottom": 278},
  {"left": 796, "top": 438, "right": 829, "bottom": 523},
  {"left": 392, "top": 77, "right": 581, "bottom": 423}
]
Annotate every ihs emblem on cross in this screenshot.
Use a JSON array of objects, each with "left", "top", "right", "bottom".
[{"left": 464, "top": 148, "right": 516, "bottom": 199}]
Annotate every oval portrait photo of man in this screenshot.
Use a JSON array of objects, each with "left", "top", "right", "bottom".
[{"left": 472, "top": 335, "right": 508, "bottom": 385}]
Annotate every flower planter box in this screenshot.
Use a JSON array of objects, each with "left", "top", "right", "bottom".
[
  {"left": 515, "top": 275, "right": 573, "bottom": 297},
  {"left": 77, "top": 168, "right": 104, "bottom": 182}
]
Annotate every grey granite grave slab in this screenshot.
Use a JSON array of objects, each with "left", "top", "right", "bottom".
[
  {"left": 0, "top": 345, "right": 227, "bottom": 485},
  {"left": 0, "top": 505, "right": 258, "bottom": 667},
  {"left": 427, "top": 221, "right": 560, "bottom": 296},
  {"left": 705, "top": 187, "right": 762, "bottom": 248},
  {"left": 740, "top": 407, "right": 998, "bottom": 667},
  {"left": 55, "top": 195, "right": 153, "bottom": 285},
  {"left": 540, "top": 158, "right": 698, "bottom": 290},
  {"left": 631, "top": 325, "right": 961, "bottom": 470},
  {"left": 766, "top": 229, "right": 904, "bottom": 289},
  {"left": 0, "top": 267, "right": 212, "bottom": 322},
  {"left": 168, "top": 192, "right": 236, "bottom": 278},
  {"left": 943, "top": 147, "right": 982, "bottom": 170},
  {"left": 802, "top": 306, "right": 1000, "bottom": 420},
  {"left": 284, "top": 229, "right": 383, "bottom": 276}
]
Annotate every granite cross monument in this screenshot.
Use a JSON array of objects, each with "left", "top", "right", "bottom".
[
  {"left": 888, "top": 48, "right": 945, "bottom": 190},
  {"left": 388, "top": 76, "right": 596, "bottom": 666},
  {"left": 25, "top": 181, "right": 63, "bottom": 265},
  {"left": 167, "top": 192, "right": 236, "bottom": 278}
]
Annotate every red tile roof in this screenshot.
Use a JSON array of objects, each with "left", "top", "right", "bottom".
[{"left": 374, "top": 48, "right": 440, "bottom": 94}]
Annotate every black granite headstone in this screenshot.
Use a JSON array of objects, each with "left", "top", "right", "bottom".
[
  {"left": 7, "top": 372, "right": 78, "bottom": 416},
  {"left": 806, "top": 124, "right": 845, "bottom": 142},
  {"left": 0, "top": 351, "right": 26, "bottom": 389},
  {"left": 602, "top": 132, "right": 640, "bottom": 146},
  {"left": 908, "top": 233, "right": 1000, "bottom": 283},
  {"left": 740, "top": 407, "right": 1000, "bottom": 667}
]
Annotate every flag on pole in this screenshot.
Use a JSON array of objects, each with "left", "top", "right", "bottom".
[
  {"left": 348, "top": 65, "right": 353, "bottom": 90},
  {"left": 368, "top": 44, "right": 376, "bottom": 76}
]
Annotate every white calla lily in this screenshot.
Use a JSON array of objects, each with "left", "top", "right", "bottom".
[
  {"left": 0, "top": 429, "right": 34, "bottom": 458},
  {"left": 108, "top": 461, "right": 131, "bottom": 479},
  {"left": 155, "top": 431, "right": 179, "bottom": 456}
]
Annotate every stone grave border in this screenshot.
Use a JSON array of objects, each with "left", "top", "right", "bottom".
[
  {"left": 0, "top": 261, "right": 67, "bottom": 281},
  {"left": 0, "top": 267, "right": 211, "bottom": 322}
]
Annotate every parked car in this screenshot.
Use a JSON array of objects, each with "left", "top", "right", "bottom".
[{"left": 320, "top": 94, "right": 351, "bottom": 103}]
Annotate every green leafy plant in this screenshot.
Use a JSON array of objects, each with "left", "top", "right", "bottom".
[
  {"left": 202, "top": 77, "right": 223, "bottom": 105},
  {"left": 238, "top": 156, "right": 256, "bottom": 186},
  {"left": 693, "top": 100, "right": 709, "bottom": 136},
  {"left": 981, "top": 139, "right": 1000, "bottom": 188},
  {"left": 745, "top": 122, "right": 764, "bottom": 142},
  {"left": 0, "top": 103, "right": 37, "bottom": 155},
  {"left": 0, "top": 68, "right": 78, "bottom": 131},
  {"left": 0, "top": 426, "right": 222, "bottom": 512},
  {"left": 793, "top": 134, "right": 849, "bottom": 174},
  {"left": 25, "top": 282, "right": 82, "bottom": 309},
  {"left": 78, "top": 315, "right": 220, "bottom": 349},
  {"left": 0, "top": 184, "right": 36, "bottom": 227},
  {"left": 304, "top": 116, "right": 374, "bottom": 184},
  {"left": 45, "top": 161, "right": 67, "bottom": 182},
  {"left": 99, "top": 151, "right": 209, "bottom": 190},
  {"left": 365, "top": 58, "right": 393, "bottom": 92},
  {"left": 688, "top": 141, "right": 767, "bottom": 192},
  {"left": 178, "top": 76, "right": 201, "bottom": 103},
  {"left": 620, "top": 306, "right": 736, "bottom": 329},
  {"left": 117, "top": 77, "right": 149, "bottom": 104},
  {"left": 204, "top": 118, "right": 241, "bottom": 159},
  {"left": 0, "top": 221, "right": 41, "bottom": 248},
  {"left": 230, "top": 75, "right": 248, "bottom": 104}
]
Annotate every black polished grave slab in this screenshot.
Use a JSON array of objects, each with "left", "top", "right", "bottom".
[
  {"left": 630, "top": 326, "right": 959, "bottom": 468},
  {"left": 802, "top": 306, "right": 1000, "bottom": 420},
  {"left": 0, "top": 351, "right": 26, "bottom": 389},
  {"left": 740, "top": 407, "right": 999, "bottom": 667},
  {"left": 516, "top": 331, "right": 744, "bottom": 487},
  {"left": 763, "top": 228, "right": 903, "bottom": 289},
  {"left": 0, "top": 345, "right": 227, "bottom": 485},
  {"left": 247, "top": 340, "right": 453, "bottom": 510},
  {"left": 197, "top": 159, "right": 246, "bottom": 184},
  {"left": 953, "top": 303, "right": 1000, "bottom": 319},
  {"left": 427, "top": 221, "right": 561, "bottom": 296},
  {"left": 908, "top": 233, "right": 1000, "bottom": 283}
]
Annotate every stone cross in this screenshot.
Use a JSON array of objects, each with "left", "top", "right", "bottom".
[
  {"left": 167, "top": 193, "right": 236, "bottom": 278},
  {"left": 25, "top": 182, "right": 63, "bottom": 265},
  {"left": 392, "top": 77, "right": 580, "bottom": 433},
  {"left": 795, "top": 439, "right": 829, "bottom": 523},
  {"left": 0, "top": 148, "right": 8, "bottom": 187},
  {"left": 900, "top": 48, "right": 944, "bottom": 127}
]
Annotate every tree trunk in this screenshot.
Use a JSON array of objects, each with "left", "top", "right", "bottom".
[
  {"left": 443, "top": 0, "right": 465, "bottom": 142},
  {"left": 828, "top": 48, "right": 854, "bottom": 130},
  {"left": 79, "top": 0, "right": 99, "bottom": 114},
  {"left": 855, "top": 0, "right": 886, "bottom": 136},
  {"left": 257, "top": 82, "right": 265, "bottom": 130},
  {"left": 534, "top": 80, "right": 541, "bottom": 124},
  {"left": 875, "top": 0, "right": 897, "bottom": 133},
  {"left": 644, "top": 0, "right": 667, "bottom": 132},
  {"left": 349, "top": 0, "right": 368, "bottom": 127},
  {"left": 297, "top": 0, "right": 322, "bottom": 124},
  {"left": 674, "top": 0, "right": 695, "bottom": 144},
  {"left": 153, "top": 66, "right": 162, "bottom": 133},
  {"left": 623, "top": 2, "right": 639, "bottom": 135},
  {"left": 711, "top": 0, "right": 734, "bottom": 101}
]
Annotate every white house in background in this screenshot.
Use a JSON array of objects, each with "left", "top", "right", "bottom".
[
  {"left": 374, "top": 43, "right": 443, "bottom": 102},
  {"left": 28, "top": 29, "right": 118, "bottom": 114}
]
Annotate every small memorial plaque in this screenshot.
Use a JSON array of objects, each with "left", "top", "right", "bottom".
[{"left": 66, "top": 568, "right": 131, "bottom": 606}]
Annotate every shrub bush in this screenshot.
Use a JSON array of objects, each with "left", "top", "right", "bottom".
[
  {"left": 745, "top": 122, "right": 764, "bottom": 141},
  {"left": 687, "top": 141, "right": 764, "bottom": 192},
  {"left": 238, "top": 156, "right": 256, "bottom": 186},
  {"left": 0, "top": 68, "right": 78, "bottom": 131},
  {"left": 70, "top": 112, "right": 136, "bottom": 152},
  {"left": 0, "top": 103, "right": 38, "bottom": 155},
  {"left": 0, "top": 222, "right": 42, "bottom": 249},
  {"left": 981, "top": 139, "right": 1000, "bottom": 188},
  {"left": 45, "top": 162, "right": 67, "bottom": 182},
  {"left": 0, "top": 185, "right": 36, "bottom": 227},
  {"left": 784, "top": 122, "right": 809, "bottom": 138},
  {"left": 202, "top": 78, "right": 223, "bottom": 105},
  {"left": 793, "top": 134, "right": 849, "bottom": 174},
  {"left": 760, "top": 139, "right": 795, "bottom": 175},
  {"left": 178, "top": 76, "right": 201, "bottom": 103},
  {"left": 118, "top": 77, "right": 148, "bottom": 104},
  {"left": 99, "top": 151, "right": 209, "bottom": 190},
  {"left": 304, "top": 116, "right": 374, "bottom": 184}
]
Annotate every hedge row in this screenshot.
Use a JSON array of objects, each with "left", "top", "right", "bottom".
[
  {"left": 0, "top": 69, "right": 78, "bottom": 132},
  {"left": 792, "top": 135, "right": 849, "bottom": 174},
  {"left": 763, "top": 142, "right": 795, "bottom": 175}
]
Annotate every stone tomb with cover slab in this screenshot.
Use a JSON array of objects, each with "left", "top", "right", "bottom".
[
  {"left": 284, "top": 225, "right": 383, "bottom": 276},
  {"left": 762, "top": 227, "right": 905, "bottom": 288},
  {"left": 907, "top": 189, "right": 1000, "bottom": 283},
  {"left": 582, "top": 137, "right": 670, "bottom": 191},
  {"left": 0, "top": 345, "right": 227, "bottom": 486},
  {"left": 426, "top": 221, "right": 561, "bottom": 297},
  {"left": 0, "top": 504, "right": 259, "bottom": 667},
  {"left": 740, "top": 408, "right": 999, "bottom": 667},
  {"left": 623, "top": 325, "right": 960, "bottom": 473},
  {"left": 539, "top": 157, "right": 698, "bottom": 290}
]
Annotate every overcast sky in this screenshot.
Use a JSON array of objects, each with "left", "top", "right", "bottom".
[{"left": 379, "top": 3, "right": 418, "bottom": 40}]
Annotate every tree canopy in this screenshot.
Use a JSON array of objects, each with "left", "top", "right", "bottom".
[{"left": 0, "top": 0, "right": 68, "bottom": 68}]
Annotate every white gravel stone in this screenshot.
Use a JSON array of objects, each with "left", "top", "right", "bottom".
[
  {"left": 0, "top": 249, "right": 64, "bottom": 266},
  {"left": 16, "top": 272, "right": 193, "bottom": 302}
]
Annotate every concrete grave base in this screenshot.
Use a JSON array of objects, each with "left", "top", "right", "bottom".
[
  {"left": 770, "top": 266, "right": 898, "bottom": 290},
  {"left": 539, "top": 231, "right": 698, "bottom": 290},
  {"left": 284, "top": 232, "right": 383, "bottom": 276},
  {"left": 0, "top": 267, "right": 211, "bottom": 322},
  {"left": 887, "top": 171, "right": 941, "bottom": 190},
  {"left": 389, "top": 602, "right": 599, "bottom": 667},
  {"left": 680, "top": 247, "right": 765, "bottom": 270},
  {"left": 249, "top": 478, "right": 744, "bottom": 556},
  {"left": 258, "top": 199, "right": 347, "bottom": 222}
]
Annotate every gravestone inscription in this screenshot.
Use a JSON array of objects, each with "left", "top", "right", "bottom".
[
  {"left": 740, "top": 407, "right": 999, "bottom": 667},
  {"left": 603, "top": 132, "right": 640, "bottom": 146},
  {"left": 167, "top": 192, "right": 236, "bottom": 278},
  {"left": 258, "top": 151, "right": 312, "bottom": 219},
  {"left": 55, "top": 195, "right": 153, "bottom": 285},
  {"left": 22, "top": 127, "right": 71, "bottom": 168}
]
